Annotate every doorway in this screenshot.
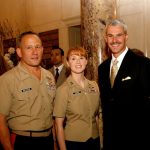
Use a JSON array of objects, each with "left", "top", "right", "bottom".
[{"left": 68, "top": 25, "right": 81, "bottom": 48}]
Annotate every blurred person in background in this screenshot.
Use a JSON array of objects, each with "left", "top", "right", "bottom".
[{"left": 49, "top": 46, "right": 67, "bottom": 88}]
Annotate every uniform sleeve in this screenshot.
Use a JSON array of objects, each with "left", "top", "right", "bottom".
[
  {"left": 0, "top": 75, "right": 13, "bottom": 115},
  {"left": 53, "top": 84, "right": 69, "bottom": 118}
]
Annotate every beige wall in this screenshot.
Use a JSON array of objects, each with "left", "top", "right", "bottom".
[
  {"left": 25, "top": 0, "right": 81, "bottom": 53},
  {"left": 0, "top": 0, "right": 81, "bottom": 54},
  {"left": 0, "top": 0, "right": 149, "bottom": 57},
  {"left": 25, "top": 0, "right": 80, "bottom": 32},
  {"left": 118, "top": 0, "right": 150, "bottom": 58},
  {"left": 147, "top": 0, "right": 150, "bottom": 57},
  {"left": 0, "top": 0, "right": 27, "bottom": 37}
]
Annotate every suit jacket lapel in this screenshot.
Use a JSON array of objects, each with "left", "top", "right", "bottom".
[
  {"left": 103, "top": 58, "right": 112, "bottom": 89},
  {"left": 59, "top": 66, "right": 66, "bottom": 77},
  {"left": 114, "top": 50, "right": 133, "bottom": 88},
  {"left": 56, "top": 66, "right": 67, "bottom": 87},
  {"left": 49, "top": 67, "right": 55, "bottom": 76}
]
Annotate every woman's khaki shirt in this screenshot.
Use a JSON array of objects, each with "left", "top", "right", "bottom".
[{"left": 53, "top": 75, "right": 100, "bottom": 142}]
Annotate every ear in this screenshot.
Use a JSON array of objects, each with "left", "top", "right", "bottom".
[
  {"left": 104, "top": 35, "right": 108, "bottom": 43},
  {"left": 16, "top": 48, "right": 22, "bottom": 58},
  {"left": 125, "top": 34, "right": 128, "bottom": 41}
]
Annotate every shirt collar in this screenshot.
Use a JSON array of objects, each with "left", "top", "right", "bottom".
[
  {"left": 18, "top": 62, "right": 45, "bottom": 82},
  {"left": 67, "top": 75, "right": 90, "bottom": 90},
  {"left": 54, "top": 64, "right": 64, "bottom": 74},
  {"left": 111, "top": 47, "right": 128, "bottom": 68}
]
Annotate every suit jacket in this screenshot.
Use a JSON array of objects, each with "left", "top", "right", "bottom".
[
  {"left": 49, "top": 65, "right": 67, "bottom": 88},
  {"left": 98, "top": 49, "right": 150, "bottom": 150}
]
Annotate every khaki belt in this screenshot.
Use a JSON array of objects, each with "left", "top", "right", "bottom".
[{"left": 12, "top": 128, "right": 51, "bottom": 137}]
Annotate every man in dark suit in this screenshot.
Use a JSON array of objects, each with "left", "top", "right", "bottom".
[
  {"left": 49, "top": 46, "right": 67, "bottom": 88},
  {"left": 98, "top": 19, "right": 150, "bottom": 150}
]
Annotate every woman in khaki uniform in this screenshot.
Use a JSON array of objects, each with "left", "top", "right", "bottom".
[{"left": 53, "top": 47, "right": 101, "bottom": 150}]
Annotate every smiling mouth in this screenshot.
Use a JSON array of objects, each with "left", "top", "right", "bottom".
[
  {"left": 112, "top": 45, "right": 119, "bottom": 48},
  {"left": 111, "top": 42, "right": 121, "bottom": 46},
  {"left": 75, "top": 65, "right": 82, "bottom": 67},
  {"left": 111, "top": 43, "right": 121, "bottom": 49},
  {"left": 31, "top": 58, "right": 39, "bottom": 61}
]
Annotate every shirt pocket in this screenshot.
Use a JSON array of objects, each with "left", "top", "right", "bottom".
[
  {"left": 12, "top": 87, "right": 33, "bottom": 115},
  {"left": 15, "top": 87, "right": 32, "bottom": 101},
  {"left": 67, "top": 90, "right": 83, "bottom": 115}
]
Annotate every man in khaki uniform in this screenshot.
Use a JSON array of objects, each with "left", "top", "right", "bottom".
[{"left": 0, "top": 31, "right": 56, "bottom": 150}]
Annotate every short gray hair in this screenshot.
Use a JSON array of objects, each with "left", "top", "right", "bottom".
[{"left": 105, "top": 19, "right": 128, "bottom": 35}]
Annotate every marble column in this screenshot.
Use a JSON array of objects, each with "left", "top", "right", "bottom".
[{"left": 81, "top": 0, "right": 117, "bottom": 81}]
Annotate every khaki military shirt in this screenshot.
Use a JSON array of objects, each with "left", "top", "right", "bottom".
[
  {"left": 0, "top": 63, "right": 56, "bottom": 131},
  {"left": 53, "top": 75, "right": 100, "bottom": 142}
]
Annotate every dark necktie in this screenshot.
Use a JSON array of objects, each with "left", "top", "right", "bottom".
[{"left": 55, "top": 68, "right": 59, "bottom": 82}]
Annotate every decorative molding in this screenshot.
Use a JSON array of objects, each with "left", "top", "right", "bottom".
[{"left": 61, "top": 16, "right": 81, "bottom": 27}]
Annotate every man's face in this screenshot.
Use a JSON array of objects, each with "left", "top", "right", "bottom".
[
  {"left": 105, "top": 25, "right": 128, "bottom": 58},
  {"left": 50, "top": 49, "right": 63, "bottom": 67},
  {"left": 17, "top": 34, "right": 43, "bottom": 67}
]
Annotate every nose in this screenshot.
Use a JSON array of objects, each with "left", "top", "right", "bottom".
[
  {"left": 76, "top": 58, "right": 81, "bottom": 63},
  {"left": 112, "top": 36, "right": 118, "bottom": 42},
  {"left": 32, "top": 47, "right": 38, "bottom": 54}
]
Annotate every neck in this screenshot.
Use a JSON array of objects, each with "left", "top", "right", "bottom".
[
  {"left": 20, "top": 62, "right": 41, "bottom": 80},
  {"left": 71, "top": 73, "right": 85, "bottom": 88}
]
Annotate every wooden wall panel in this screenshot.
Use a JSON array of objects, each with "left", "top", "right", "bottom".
[{"left": 39, "top": 29, "right": 59, "bottom": 69}]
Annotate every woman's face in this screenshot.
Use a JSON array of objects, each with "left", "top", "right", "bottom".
[{"left": 67, "top": 54, "right": 87, "bottom": 75}]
